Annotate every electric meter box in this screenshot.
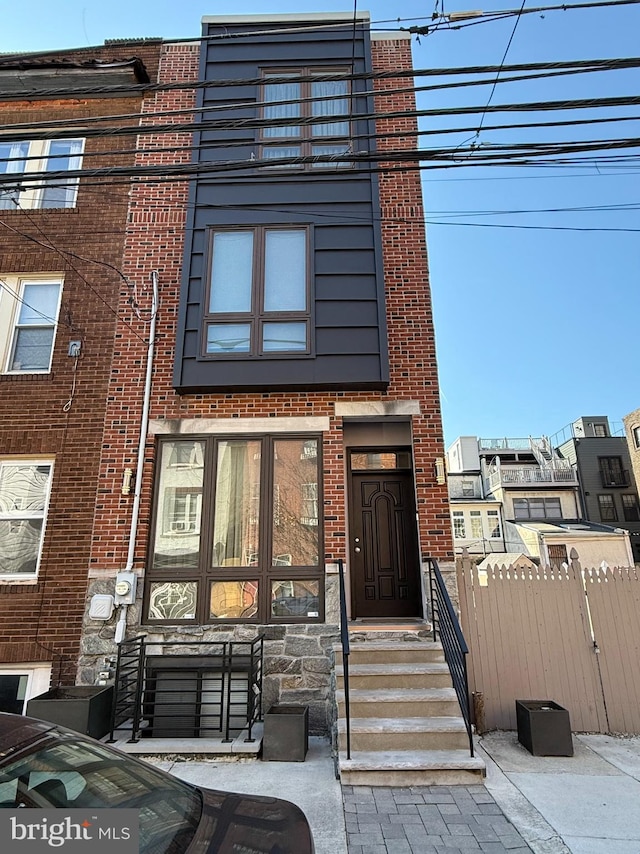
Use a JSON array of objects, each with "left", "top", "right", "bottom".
[{"left": 114, "top": 572, "right": 137, "bottom": 605}]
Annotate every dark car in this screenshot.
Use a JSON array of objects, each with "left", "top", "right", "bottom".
[{"left": 0, "top": 711, "right": 314, "bottom": 853}]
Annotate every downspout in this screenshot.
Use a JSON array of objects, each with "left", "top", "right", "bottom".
[{"left": 115, "top": 271, "right": 159, "bottom": 644}]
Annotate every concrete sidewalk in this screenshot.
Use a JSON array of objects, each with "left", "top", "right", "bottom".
[{"left": 478, "top": 731, "right": 640, "bottom": 854}]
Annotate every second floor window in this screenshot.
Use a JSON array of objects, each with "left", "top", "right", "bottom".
[
  {"left": 260, "top": 69, "right": 351, "bottom": 169},
  {"left": 598, "top": 494, "right": 617, "bottom": 522},
  {"left": 1, "top": 276, "right": 63, "bottom": 373},
  {"left": 204, "top": 227, "right": 310, "bottom": 357},
  {"left": 513, "top": 497, "right": 562, "bottom": 520},
  {"left": 598, "top": 457, "right": 628, "bottom": 487},
  {"left": 0, "top": 139, "right": 84, "bottom": 210}
]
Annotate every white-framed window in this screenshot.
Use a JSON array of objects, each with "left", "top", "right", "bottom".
[
  {"left": 0, "top": 664, "right": 51, "bottom": 714},
  {"left": 470, "top": 510, "right": 483, "bottom": 539},
  {"left": 461, "top": 480, "right": 475, "bottom": 497},
  {"left": 0, "top": 139, "right": 84, "bottom": 210},
  {"left": 0, "top": 276, "right": 63, "bottom": 373},
  {"left": 0, "top": 460, "right": 54, "bottom": 579},
  {"left": 452, "top": 510, "right": 466, "bottom": 538},
  {"left": 487, "top": 509, "right": 502, "bottom": 539}
]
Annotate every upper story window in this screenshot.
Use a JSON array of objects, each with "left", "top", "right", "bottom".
[
  {"left": 598, "top": 456, "right": 629, "bottom": 488},
  {"left": 633, "top": 426, "right": 640, "bottom": 449},
  {"left": 0, "top": 139, "right": 84, "bottom": 210},
  {"left": 204, "top": 227, "right": 310, "bottom": 357},
  {"left": 622, "top": 494, "right": 640, "bottom": 522},
  {"left": 0, "top": 276, "right": 63, "bottom": 374},
  {"left": 260, "top": 69, "right": 351, "bottom": 169},
  {"left": 0, "top": 460, "right": 53, "bottom": 579},
  {"left": 598, "top": 494, "right": 617, "bottom": 522},
  {"left": 513, "top": 497, "right": 562, "bottom": 520}
]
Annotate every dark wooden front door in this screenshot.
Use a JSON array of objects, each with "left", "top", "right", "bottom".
[{"left": 350, "top": 469, "right": 422, "bottom": 618}]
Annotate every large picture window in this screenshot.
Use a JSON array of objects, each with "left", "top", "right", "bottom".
[
  {"left": 0, "top": 139, "right": 84, "bottom": 210},
  {"left": 0, "top": 460, "right": 53, "bottom": 578},
  {"left": 513, "top": 497, "right": 562, "bottom": 520},
  {"left": 146, "top": 435, "right": 322, "bottom": 624},
  {"left": 260, "top": 69, "right": 351, "bottom": 168},
  {"left": 204, "top": 226, "right": 310, "bottom": 357}
]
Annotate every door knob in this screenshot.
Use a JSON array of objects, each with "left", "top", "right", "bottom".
[{"left": 355, "top": 547, "right": 361, "bottom": 553}]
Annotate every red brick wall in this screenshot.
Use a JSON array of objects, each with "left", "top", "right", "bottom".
[
  {"left": 89, "top": 38, "right": 452, "bottom": 593},
  {"left": 0, "top": 45, "right": 161, "bottom": 683}
]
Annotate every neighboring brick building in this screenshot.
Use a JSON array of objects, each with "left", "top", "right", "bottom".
[
  {"left": 0, "top": 43, "right": 161, "bottom": 712},
  {"left": 79, "top": 14, "right": 452, "bottom": 737}
]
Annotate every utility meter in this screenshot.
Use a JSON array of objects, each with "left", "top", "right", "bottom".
[{"left": 114, "top": 571, "right": 137, "bottom": 605}]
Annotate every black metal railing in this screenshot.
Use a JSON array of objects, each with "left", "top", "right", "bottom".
[
  {"left": 337, "top": 558, "right": 351, "bottom": 760},
  {"left": 427, "top": 558, "right": 474, "bottom": 756},
  {"left": 108, "top": 635, "right": 264, "bottom": 744}
]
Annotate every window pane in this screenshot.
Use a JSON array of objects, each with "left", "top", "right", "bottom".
[
  {"left": 310, "top": 144, "right": 351, "bottom": 169},
  {"left": 0, "top": 675, "right": 28, "bottom": 714},
  {"left": 452, "top": 512, "right": 466, "bottom": 538},
  {"left": 351, "top": 452, "right": 408, "bottom": 470},
  {"left": 513, "top": 499, "right": 528, "bottom": 519},
  {"left": 206, "top": 323, "right": 251, "bottom": 353},
  {"left": 0, "top": 141, "right": 28, "bottom": 209},
  {"left": 212, "top": 440, "right": 261, "bottom": 567},
  {"left": 311, "top": 79, "right": 349, "bottom": 137},
  {"left": 152, "top": 442, "right": 204, "bottom": 570},
  {"left": 271, "top": 580, "right": 320, "bottom": 618},
  {"left": 263, "top": 79, "right": 301, "bottom": 138},
  {"left": 262, "top": 145, "right": 301, "bottom": 163},
  {"left": 262, "top": 322, "right": 307, "bottom": 352},
  {"left": 264, "top": 230, "right": 306, "bottom": 312},
  {"left": 545, "top": 499, "right": 562, "bottom": 519},
  {"left": 272, "top": 439, "right": 319, "bottom": 566},
  {"left": 0, "top": 463, "right": 50, "bottom": 514},
  {"left": 0, "top": 519, "right": 43, "bottom": 575},
  {"left": 40, "top": 139, "right": 83, "bottom": 208},
  {"left": 210, "top": 580, "right": 258, "bottom": 619},
  {"left": 209, "top": 231, "right": 253, "bottom": 313},
  {"left": 470, "top": 512, "right": 483, "bottom": 539},
  {"left": 19, "top": 282, "right": 60, "bottom": 325},
  {"left": 11, "top": 327, "right": 54, "bottom": 371},
  {"left": 148, "top": 581, "right": 198, "bottom": 620}
]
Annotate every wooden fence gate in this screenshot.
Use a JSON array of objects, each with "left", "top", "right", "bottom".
[{"left": 457, "top": 552, "right": 640, "bottom": 733}]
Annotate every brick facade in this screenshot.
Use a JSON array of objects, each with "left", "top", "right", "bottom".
[
  {"left": 0, "top": 44, "right": 160, "bottom": 687},
  {"left": 78, "top": 35, "right": 452, "bottom": 732}
]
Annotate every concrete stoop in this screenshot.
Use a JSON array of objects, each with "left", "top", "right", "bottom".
[{"left": 334, "top": 639, "right": 485, "bottom": 786}]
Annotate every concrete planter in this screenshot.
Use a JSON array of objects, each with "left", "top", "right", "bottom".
[
  {"left": 516, "top": 699, "right": 573, "bottom": 756},
  {"left": 27, "top": 686, "right": 114, "bottom": 740},
  {"left": 262, "top": 704, "right": 309, "bottom": 762}
]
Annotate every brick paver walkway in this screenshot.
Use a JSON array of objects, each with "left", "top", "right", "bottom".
[{"left": 343, "top": 785, "right": 532, "bottom": 854}]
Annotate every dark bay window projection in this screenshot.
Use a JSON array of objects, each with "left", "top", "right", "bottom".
[
  {"left": 146, "top": 436, "right": 322, "bottom": 624},
  {"left": 0, "top": 461, "right": 53, "bottom": 577},
  {"left": 260, "top": 69, "right": 351, "bottom": 168},
  {"left": 513, "top": 497, "right": 562, "bottom": 520},
  {"left": 0, "top": 139, "right": 84, "bottom": 209},
  {"left": 204, "top": 227, "right": 310, "bottom": 357}
]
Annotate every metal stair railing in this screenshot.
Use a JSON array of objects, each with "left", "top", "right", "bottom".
[
  {"left": 337, "top": 558, "right": 351, "bottom": 760},
  {"left": 427, "top": 558, "right": 474, "bottom": 756}
]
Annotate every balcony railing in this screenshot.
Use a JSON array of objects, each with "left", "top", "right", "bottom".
[
  {"left": 600, "top": 469, "right": 630, "bottom": 488},
  {"left": 478, "top": 437, "right": 537, "bottom": 451},
  {"left": 486, "top": 465, "right": 577, "bottom": 490}
]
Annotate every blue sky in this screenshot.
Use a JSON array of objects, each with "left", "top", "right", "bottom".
[{"left": 3, "top": 1, "right": 639, "bottom": 446}]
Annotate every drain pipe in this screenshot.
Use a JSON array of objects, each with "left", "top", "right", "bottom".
[{"left": 115, "top": 271, "right": 159, "bottom": 644}]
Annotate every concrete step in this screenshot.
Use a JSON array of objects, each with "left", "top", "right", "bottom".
[
  {"left": 335, "top": 662, "right": 452, "bottom": 690},
  {"left": 336, "top": 687, "right": 461, "bottom": 718},
  {"left": 337, "top": 716, "right": 469, "bottom": 752},
  {"left": 335, "top": 640, "right": 445, "bottom": 665},
  {"left": 338, "top": 749, "right": 486, "bottom": 786}
]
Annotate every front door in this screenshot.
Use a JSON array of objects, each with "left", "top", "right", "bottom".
[{"left": 349, "top": 449, "right": 422, "bottom": 619}]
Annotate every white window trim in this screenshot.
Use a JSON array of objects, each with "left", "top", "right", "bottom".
[
  {"left": 0, "top": 663, "right": 52, "bottom": 713},
  {"left": 0, "top": 275, "right": 63, "bottom": 374},
  {"left": 0, "top": 138, "right": 84, "bottom": 210},
  {"left": 0, "top": 457, "right": 54, "bottom": 582}
]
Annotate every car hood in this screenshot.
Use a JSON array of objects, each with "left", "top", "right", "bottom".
[{"left": 190, "top": 786, "right": 315, "bottom": 854}]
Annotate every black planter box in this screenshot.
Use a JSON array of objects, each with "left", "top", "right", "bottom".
[
  {"left": 262, "top": 704, "right": 309, "bottom": 762},
  {"left": 516, "top": 699, "right": 573, "bottom": 756},
  {"left": 27, "top": 686, "right": 114, "bottom": 740}
]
